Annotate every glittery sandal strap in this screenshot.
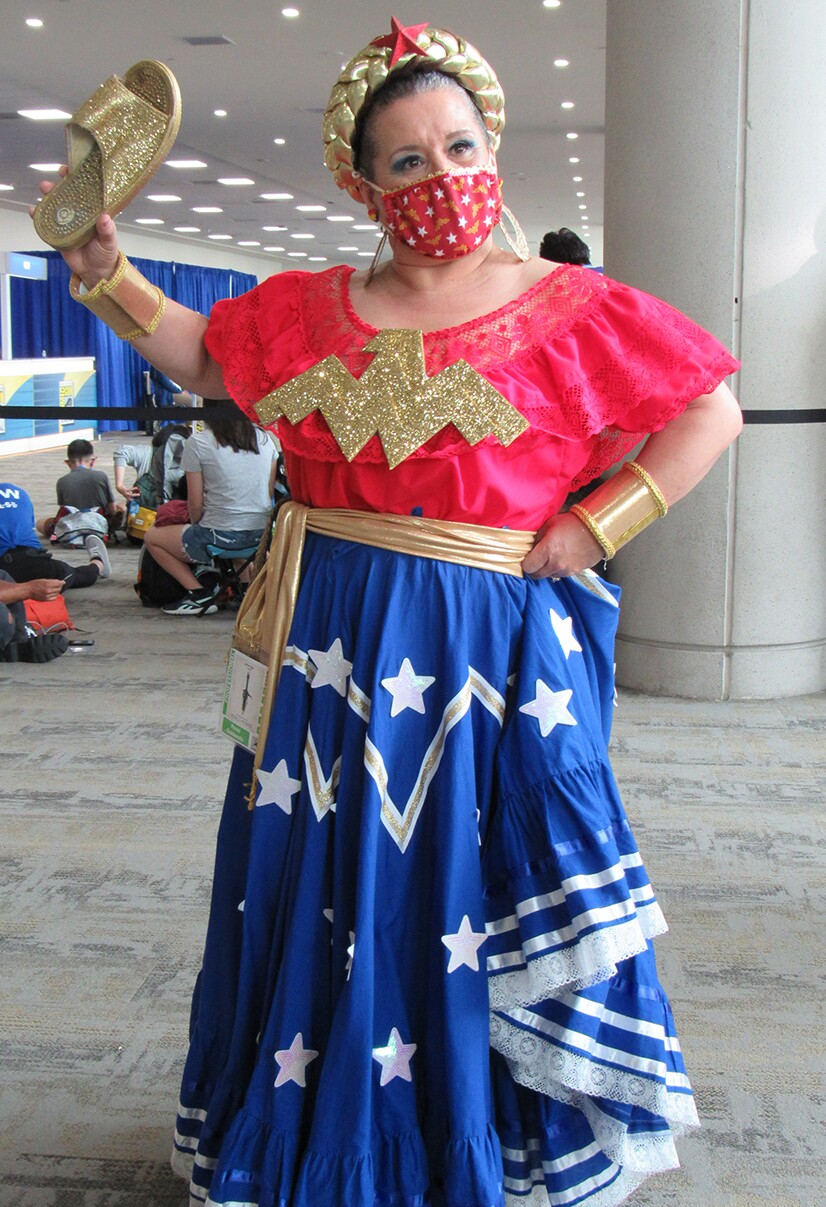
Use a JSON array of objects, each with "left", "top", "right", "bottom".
[
  {"left": 33, "top": 60, "right": 181, "bottom": 251},
  {"left": 69, "top": 252, "right": 165, "bottom": 342}
]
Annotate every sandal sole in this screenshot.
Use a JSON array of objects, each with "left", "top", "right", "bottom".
[{"left": 33, "top": 60, "right": 181, "bottom": 251}]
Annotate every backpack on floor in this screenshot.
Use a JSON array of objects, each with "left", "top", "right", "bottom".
[
  {"left": 51, "top": 506, "right": 109, "bottom": 547},
  {"left": 134, "top": 545, "right": 185, "bottom": 607},
  {"left": 24, "top": 594, "right": 75, "bottom": 634}
]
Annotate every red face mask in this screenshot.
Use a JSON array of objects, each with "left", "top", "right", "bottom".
[{"left": 373, "top": 165, "right": 503, "bottom": 259}]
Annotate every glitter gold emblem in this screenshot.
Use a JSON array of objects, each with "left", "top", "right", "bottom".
[{"left": 255, "top": 329, "right": 529, "bottom": 469}]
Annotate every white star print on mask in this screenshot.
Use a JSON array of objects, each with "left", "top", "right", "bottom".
[
  {"left": 274, "top": 1032, "right": 319, "bottom": 1088},
  {"left": 519, "top": 680, "right": 577, "bottom": 736},
  {"left": 380, "top": 658, "right": 436, "bottom": 717},
  {"left": 441, "top": 915, "right": 487, "bottom": 973},
  {"left": 256, "top": 760, "right": 302, "bottom": 813},
  {"left": 309, "top": 637, "right": 353, "bottom": 696},
  {"left": 550, "top": 608, "right": 583, "bottom": 659},
  {"left": 372, "top": 1027, "right": 417, "bottom": 1086}
]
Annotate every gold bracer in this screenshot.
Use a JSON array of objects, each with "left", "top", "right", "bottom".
[
  {"left": 570, "top": 460, "right": 668, "bottom": 560},
  {"left": 69, "top": 250, "right": 165, "bottom": 341}
]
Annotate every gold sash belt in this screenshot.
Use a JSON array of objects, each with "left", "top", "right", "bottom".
[{"left": 232, "top": 501, "right": 534, "bottom": 804}]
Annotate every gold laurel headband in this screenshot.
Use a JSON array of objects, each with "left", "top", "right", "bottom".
[{"left": 323, "top": 23, "right": 506, "bottom": 201}]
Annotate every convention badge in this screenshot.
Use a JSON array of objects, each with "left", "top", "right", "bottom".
[{"left": 221, "top": 648, "right": 268, "bottom": 751}]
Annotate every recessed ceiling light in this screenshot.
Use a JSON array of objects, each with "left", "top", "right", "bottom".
[
  {"left": 578, "top": 204, "right": 587, "bottom": 210},
  {"left": 214, "top": 109, "right": 227, "bottom": 118},
  {"left": 352, "top": 224, "right": 378, "bottom": 231},
  {"left": 29, "top": 163, "right": 61, "bottom": 171},
  {"left": 218, "top": 177, "right": 255, "bottom": 186},
  {"left": 260, "top": 192, "right": 293, "bottom": 200},
  {"left": 273, "top": 138, "right": 286, "bottom": 146},
  {"left": 208, "top": 234, "right": 233, "bottom": 240},
  {"left": 308, "top": 256, "right": 328, "bottom": 262},
  {"left": 568, "top": 157, "right": 580, "bottom": 164},
  {"left": 147, "top": 194, "right": 182, "bottom": 202},
  {"left": 262, "top": 225, "right": 287, "bottom": 232},
  {"left": 296, "top": 204, "right": 326, "bottom": 212},
  {"left": 576, "top": 192, "right": 585, "bottom": 197},
  {"left": 554, "top": 59, "right": 569, "bottom": 67},
  {"left": 566, "top": 132, "right": 579, "bottom": 140},
  {"left": 561, "top": 102, "right": 575, "bottom": 109},
  {"left": 288, "top": 251, "right": 308, "bottom": 257},
  {"left": 326, "top": 215, "right": 354, "bottom": 222},
  {"left": 264, "top": 245, "right": 285, "bottom": 252},
  {"left": 18, "top": 108, "right": 71, "bottom": 120},
  {"left": 237, "top": 241, "right": 261, "bottom": 247},
  {"left": 192, "top": 206, "right": 223, "bottom": 213},
  {"left": 174, "top": 226, "right": 201, "bottom": 233},
  {"left": 135, "top": 218, "right": 164, "bottom": 225},
  {"left": 357, "top": 251, "right": 375, "bottom": 257},
  {"left": 573, "top": 176, "right": 583, "bottom": 182},
  {"left": 338, "top": 246, "right": 358, "bottom": 252},
  {"left": 282, "top": 7, "right": 300, "bottom": 16},
  {"left": 25, "top": 17, "right": 44, "bottom": 28},
  {"left": 543, "top": 0, "right": 562, "bottom": 7},
  {"left": 0, "top": 184, "right": 14, "bottom": 192},
  {"left": 290, "top": 232, "right": 314, "bottom": 239},
  {"left": 166, "top": 159, "right": 208, "bottom": 169}
]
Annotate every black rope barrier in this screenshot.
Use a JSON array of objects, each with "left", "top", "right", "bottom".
[{"left": 1, "top": 406, "right": 825, "bottom": 423}]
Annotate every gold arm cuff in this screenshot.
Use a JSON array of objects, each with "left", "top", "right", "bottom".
[
  {"left": 624, "top": 461, "right": 668, "bottom": 517},
  {"left": 69, "top": 251, "right": 166, "bottom": 341},
  {"left": 569, "top": 505, "right": 616, "bottom": 560},
  {"left": 572, "top": 462, "right": 668, "bottom": 558}
]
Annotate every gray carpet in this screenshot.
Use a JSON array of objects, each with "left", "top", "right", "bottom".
[{"left": 1, "top": 438, "right": 824, "bottom": 1206}]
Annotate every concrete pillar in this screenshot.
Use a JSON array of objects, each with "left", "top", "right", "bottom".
[{"left": 603, "top": 0, "right": 826, "bottom": 699}]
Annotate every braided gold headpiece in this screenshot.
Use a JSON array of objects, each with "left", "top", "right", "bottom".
[{"left": 323, "top": 18, "right": 506, "bottom": 201}]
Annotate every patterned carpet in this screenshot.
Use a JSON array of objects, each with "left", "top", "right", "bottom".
[{"left": 1, "top": 439, "right": 824, "bottom": 1206}]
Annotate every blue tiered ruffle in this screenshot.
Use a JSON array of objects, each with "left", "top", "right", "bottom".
[{"left": 172, "top": 533, "right": 697, "bottom": 1207}]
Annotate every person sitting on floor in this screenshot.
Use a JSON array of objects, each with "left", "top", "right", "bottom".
[
  {"left": 37, "top": 437, "right": 125, "bottom": 538},
  {"left": 144, "top": 410, "right": 277, "bottom": 616},
  {"left": 0, "top": 481, "right": 110, "bottom": 587},
  {"left": 0, "top": 568, "right": 69, "bottom": 663}
]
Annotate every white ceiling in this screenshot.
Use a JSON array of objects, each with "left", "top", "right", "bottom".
[{"left": 1, "top": 0, "right": 606, "bottom": 271}]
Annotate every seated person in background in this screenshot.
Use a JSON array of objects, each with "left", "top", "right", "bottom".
[
  {"left": 0, "top": 568, "right": 68, "bottom": 663},
  {"left": 149, "top": 423, "right": 191, "bottom": 504},
  {"left": 113, "top": 425, "right": 191, "bottom": 509},
  {"left": 0, "top": 481, "right": 110, "bottom": 587},
  {"left": 144, "top": 410, "right": 277, "bottom": 616},
  {"left": 539, "top": 226, "right": 592, "bottom": 265},
  {"left": 38, "top": 437, "right": 124, "bottom": 537},
  {"left": 113, "top": 440, "right": 154, "bottom": 503}
]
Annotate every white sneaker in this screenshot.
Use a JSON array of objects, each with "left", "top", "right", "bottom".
[
  {"left": 162, "top": 591, "right": 219, "bottom": 616},
  {"left": 85, "top": 534, "right": 111, "bottom": 578}
]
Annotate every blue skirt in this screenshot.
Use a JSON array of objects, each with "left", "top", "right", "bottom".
[{"left": 172, "top": 533, "right": 697, "bottom": 1207}]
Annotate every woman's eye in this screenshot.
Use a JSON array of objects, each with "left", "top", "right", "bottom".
[
  {"left": 392, "top": 154, "right": 423, "bottom": 174},
  {"left": 451, "top": 140, "right": 476, "bottom": 155}
]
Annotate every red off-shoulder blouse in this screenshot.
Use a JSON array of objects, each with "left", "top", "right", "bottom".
[{"left": 205, "top": 263, "right": 739, "bottom": 531}]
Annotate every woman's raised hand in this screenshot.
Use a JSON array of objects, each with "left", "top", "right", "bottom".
[{"left": 30, "top": 169, "right": 120, "bottom": 286}]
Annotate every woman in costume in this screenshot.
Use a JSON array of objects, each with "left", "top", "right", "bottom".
[{"left": 40, "top": 21, "right": 742, "bottom": 1206}]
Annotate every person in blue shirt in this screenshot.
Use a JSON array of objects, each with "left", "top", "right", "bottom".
[{"left": 0, "top": 482, "right": 110, "bottom": 587}]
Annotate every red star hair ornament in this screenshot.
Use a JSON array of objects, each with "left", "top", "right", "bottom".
[{"left": 371, "top": 18, "right": 430, "bottom": 67}]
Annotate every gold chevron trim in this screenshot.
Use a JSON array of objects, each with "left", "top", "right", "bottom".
[{"left": 254, "top": 329, "right": 529, "bottom": 469}]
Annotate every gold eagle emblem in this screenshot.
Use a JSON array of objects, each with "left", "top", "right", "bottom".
[{"left": 254, "top": 329, "right": 528, "bottom": 469}]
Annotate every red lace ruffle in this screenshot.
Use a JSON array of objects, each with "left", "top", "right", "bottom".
[{"left": 206, "top": 264, "right": 739, "bottom": 494}]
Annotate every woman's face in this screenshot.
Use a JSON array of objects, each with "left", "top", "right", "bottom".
[{"left": 359, "top": 85, "right": 492, "bottom": 197}]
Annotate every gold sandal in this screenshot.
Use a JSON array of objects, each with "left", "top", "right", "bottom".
[{"left": 33, "top": 60, "right": 181, "bottom": 251}]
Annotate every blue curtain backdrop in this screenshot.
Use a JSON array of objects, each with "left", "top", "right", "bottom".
[{"left": 10, "top": 252, "right": 257, "bottom": 431}]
